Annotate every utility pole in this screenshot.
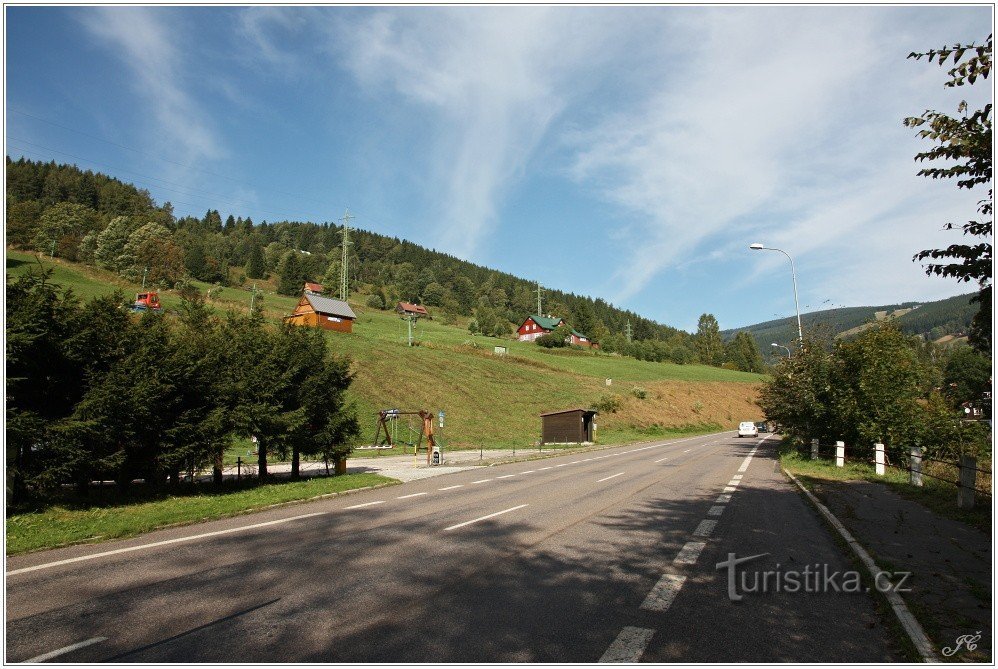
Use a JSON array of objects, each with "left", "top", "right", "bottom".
[
  {"left": 406, "top": 314, "right": 416, "bottom": 347},
  {"left": 625, "top": 321, "right": 633, "bottom": 343},
  {"left": 250, "top": 282, "right": 258, "bottom": 313},
  {"left": 339, "top": 210, "right": 353, "bottom": 301},
  {"left": 536, "top": 282, "right": 544, "bottom": 315},
  {"left": 142, "top": 267, "right": 149, "bottom": 291},
  {"left": 49, "top": 239, "right": 56, "bottom": 259}
]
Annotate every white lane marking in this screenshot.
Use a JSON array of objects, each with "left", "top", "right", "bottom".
[
  {"left": 443, "top": 504, "right": 529, "bottom": 531},
  {"left": 716, "top": 494, "right": 732, "bottom": 504},
  {"left": 538, "top": 466, "right": 554, "bottom": 471},
  {"left": 599, "top": 626, "right": 655, "bottom": 663},
  {"left": 683, "top": 449, "right": 691, "bottom": 453},
  {"left": 522, "top": 470, "right": 536, "bottom": 474},
  {"left": 674, "top": 541, "right": 706, "bottom": 565},
  {"left": 26, "top": 637, "right": 108, "bottom": 663},
  {"left": 727, "top": 480, "right": 740, "bottom": 487},
  {"left": 738, "top": 462, "right": 751, "bottom": 473},
  {"left": 397, "top": 492, "right": 428, "bottom": 499},
  {"left": 345, "top": 500, "right": 385, "bottom": 509},
  {"left": 723, "top": 486, "right": 737, "bottom": 493},
  {"left": 7, "top": 512, "right": 326, "bottom": 576},
  {"left": 496, "top": 474, "right": 515, "bottom": 479},
  {"left": 470, "top": 479, "right": 492, "bottom": 484},
  {"left": 732, "top": 474, "right": 743, "bottom": 480},
  {"left": 596, "top": 472, "right": 625, "bottom": 483},
  {"left": 640, "top": 573, "right": 687, "bottom": 612},
  {"left": 556, "top": 464, "right": 568, "bottom": 467},
  {"left": 693, "top": 519, "right": 718, "bottom": 538},
  {"left": 438, "top": 485, "right": 464, "bottom": 491},
  {"left": 654, "top": 457, "right": 669, "bottom": 463},
  {"left": 708, "top": 505, "right": 725, "bottom": 517}
]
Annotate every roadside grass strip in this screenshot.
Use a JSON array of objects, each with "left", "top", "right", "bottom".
[
  {"left": 6, "top": 473, "right": 394, "bottom": 556},
  {"left": 8, "top": 512, "right": 326, "bottom": 576}
]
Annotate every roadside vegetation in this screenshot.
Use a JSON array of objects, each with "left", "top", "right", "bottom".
[{"left": 6, "top": 472, "right": 394, "bottom": 555}]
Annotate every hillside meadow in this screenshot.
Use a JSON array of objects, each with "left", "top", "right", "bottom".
[{"left": 6, "top": 250, "right": 765, "bottom": 450}]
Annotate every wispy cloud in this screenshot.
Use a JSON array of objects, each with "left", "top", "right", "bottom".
[
  {"left": 327, "top": 8, "right": 621, "bottom": 260},
  {"left": 78, "top": 8, "right": 224, "bottom": 164}
]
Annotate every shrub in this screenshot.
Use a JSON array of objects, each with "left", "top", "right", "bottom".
[
  {"left": 592, "top": 393, "right": 623, "bottom": 414},
  {"left": 631, "top": 387, "right": 648, "bottom": 400},
  {"left": 366, "top": 294, "right": 385, "bottom": 309}
]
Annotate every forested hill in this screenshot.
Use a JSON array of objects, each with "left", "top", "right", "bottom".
[
  {"left": 5, "top": 156, "right": 699, "bottom": 355},
  {"left": 723, "top": 292, "right": 979, "bottom": 351}
]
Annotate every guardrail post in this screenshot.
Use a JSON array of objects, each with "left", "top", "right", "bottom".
[
  {"left": 875, "top": 443, "right": 885, "bottom": 476},
  {"left": 237, "top": 456, "right": 242, "bottom": 481},
  {"left": 958, "top": 455, "right": 977, "bottom": 510},
  {"left": 811, "top": 439, "right": 819, "bottom": 460},
  {"left": 835, "top": 441, "right": 845, "bottom": 467},
  {"left": 910, "top": 447, "right": 922, "bottom": 487}
]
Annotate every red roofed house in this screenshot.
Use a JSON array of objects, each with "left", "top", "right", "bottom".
[
  {"left": 517, "top": 314, "right": 597, "bottom": 348},
  {"left": 397, "top": 302, "right": 431, "bottom": 319},
  {"left": 303, "top": 282, "right": 324, "bottom": 294}
]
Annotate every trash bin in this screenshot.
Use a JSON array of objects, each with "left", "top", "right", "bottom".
[
  {"left": 431, "top": 446, "right": 441, "bottom": 466},
  {"left": 335, "top": 458, "right": 347, "bottom": 475}
]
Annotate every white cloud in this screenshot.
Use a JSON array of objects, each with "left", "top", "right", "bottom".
[
  {"left": 78, "top": 8, "right": 224, "bottom": 164},
  {"left": 328, "top": 8, "right": 621, "bottom": 260}
]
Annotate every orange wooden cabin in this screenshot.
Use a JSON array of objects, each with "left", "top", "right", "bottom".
[{"left": 284, "top": 293, "right": 357, "bottom": 333}]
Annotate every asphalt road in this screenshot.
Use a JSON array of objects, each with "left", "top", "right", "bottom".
[{"left": 6, "top": 432, "right": 900, "bottom": 662}]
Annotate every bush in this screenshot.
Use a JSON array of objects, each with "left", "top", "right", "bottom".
[
  {"left": 592, "top": 393, "right": 623, "bottom": 414},
  {"left": 366, "top": 294, "right": 385, "bottom": 310},
  {"left": 631, "top": 387, "right": 648, "bottom": 400}
]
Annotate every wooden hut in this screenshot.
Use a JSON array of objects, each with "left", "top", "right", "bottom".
[
  {"left": 284, "top": 294, "right": 357, "bottom": 333},
  {"left": 303, "top": 281, "right": 325, "bottom": 294},
  {"left": 540, "top": 408, "right": 598, "bottom": 445}
]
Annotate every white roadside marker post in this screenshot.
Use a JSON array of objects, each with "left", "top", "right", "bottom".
[
  {"left": 835, "top": 441, "right": 845, "bottom": 468},
  {"left": 875, "top": 443, "right": 885, "bottom": 476}
]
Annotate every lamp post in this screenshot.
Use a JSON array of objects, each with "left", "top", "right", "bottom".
[
  {"left": 771, "top": 343, "right": 792, "bottom": 358},
  {"left": 750, "top": 243, "right": 803, "bottom": 349}
]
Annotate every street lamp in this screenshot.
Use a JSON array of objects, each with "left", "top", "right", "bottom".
[
  {"left": 771, "top": 343, "right": 791, "bottom": 358},
  {"left": 750, "top": 243, "right": 803, "bottom": 349}
]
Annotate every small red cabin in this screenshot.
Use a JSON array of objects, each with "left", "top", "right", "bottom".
[
  {"left": 397, "top": 302, "right": 430, "bottom": 319},
  {"left": 303, "top": 282, "right": 324, "bottom": 294}
]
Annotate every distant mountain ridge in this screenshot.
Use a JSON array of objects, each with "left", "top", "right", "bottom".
[{"left": 723, "top": 292, "right": 979, "bottom": 353}]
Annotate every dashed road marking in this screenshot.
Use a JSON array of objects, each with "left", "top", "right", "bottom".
[
  {"left": 596, "top": 472, "right": 625, "bottom": 483},
  {"left": 732, "top": 474, "right": 743, "bottom": 480},
  {"left": 599, "top": 627, "right": 655, "bottom": 663},
  {"left": 438, "top": 485, "right": 464, "bottom": 491},
  {"left": 723, "top": 486, "right": 737, "bottom": 493},
  {"left": 708, "top": 505, "right": 725, "bottom": 517},
  {"left": 470, "top": 479, "right": 491, "bottom": 484},
  {"left": 443, "top": 504, "right": 529, "bottom": 531},
  {"left": 654, "top": 457, "right": 669, "bottom": 463},
  {"left": 26, "top": 637, "right": 108, "bottom": 663},
  {"left": 640, "top": 573, "right": 686, "bottom": 612},
  {"left": 727, "top": 479, "right": 740, "bottom": 487},
  {"left": 674, "top": 540, "right": 706, "bottom": 565},
  {"left": 397, "top": 492, "right": 428, "bottom": 499},
  {"left": 496, "top": 474, "right": 515, "bottom": 479},
  {"left": 716, "top": 494, "right": 732, "bottom": 504},
  {"left": 538, "top": 466, "right": 554, "bottom": 471},
  {"left": 693, "top": 519, "right": 718, "bottom": 538},
  {"left": 345, "top": 501, "right": 385, "bottom": 509},
  {"left": 522, "top": 470, "right": 536, "bottom": 474}
]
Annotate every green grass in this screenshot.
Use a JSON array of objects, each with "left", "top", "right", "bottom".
[
  {"left": 780, "top": 445, "right": 991, "bottom": 533},
  {"left": 6, "top": 473, "right": 396, "bottom": 555},
  {"left": 7, "top": 249, "right": 765, "bottom": 451}
]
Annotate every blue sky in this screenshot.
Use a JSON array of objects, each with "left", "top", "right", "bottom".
[{"left": 5, "top": 6, "right": 992, "bottom": 332}]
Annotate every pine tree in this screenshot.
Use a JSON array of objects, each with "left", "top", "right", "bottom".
[{"left": 278, "top": 251, "right": 303, "bottom": 295}]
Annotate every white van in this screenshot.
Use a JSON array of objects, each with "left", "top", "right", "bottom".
[{"left": 738, "top": 421, "right": 759, "bottom": 438}]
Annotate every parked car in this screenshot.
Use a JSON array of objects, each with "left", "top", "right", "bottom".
[
  {"left": 738, "top": 421, "right": 759, "bottom": 438},
  {"left": 755, "top": 422, "right": 769, "bottom": 433}
]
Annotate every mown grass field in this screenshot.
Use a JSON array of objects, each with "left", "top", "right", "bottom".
[{"left": 7, "top": 249, "right": 766, "bottom": 451}]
